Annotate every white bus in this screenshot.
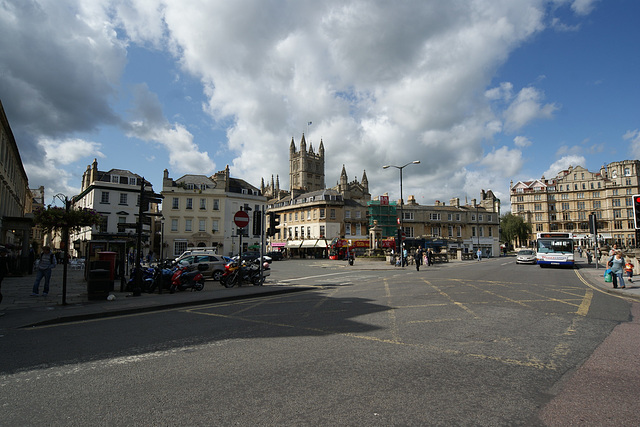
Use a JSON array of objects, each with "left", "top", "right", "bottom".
[{"left": 536, "top": 232, "right": 574, "bottom": 267}]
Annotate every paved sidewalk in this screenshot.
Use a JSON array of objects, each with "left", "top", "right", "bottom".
[{"left": 1, "top": 255, "right": 637, "bottom": 329}]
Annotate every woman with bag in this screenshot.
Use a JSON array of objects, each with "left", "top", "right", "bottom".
[{"left": 608, "top": 250, "right": 626, "bottom": 289}]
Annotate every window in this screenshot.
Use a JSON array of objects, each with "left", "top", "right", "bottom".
[
  {"left": 213, "top": 199, "right": 219, "bottom": 210},
  {"left": 456, "top": 213, "right": 461, "bottom": 221},
  {"left": 479, "top": 226, "right": 484, "bottom": 237},
  {"left": 614, "top": 209, "right": 621, "bottom": 218},
  {"left": 200, "top": 198, "right": 206, "bottom": 210},
  {"left": 456, "top": 226, "right": 461, "bottom": 237},
  {"left": 448, "top": 213, "right": 453, "bottom": 221},
  {"left": 535, "top": 213, "right": 543, "bottom": 221},
  {"left": 171, "top": 219, "right": 178, "bottom": 231},
  {"left": 186, "top": 198, "right": 193, "bottom": 210},
  {"left": 613, "top": 199, "right": 621, "bottom": 207},
  {"left": 593, "top": 200, "right": 601, "bottom": 209},
  {"left": 430, "top": 227, "right": 440, "bottom": 236},
  {"left": 199, "top": 220, "right": 206, "bottom": 232},
  {"left": 307, "top": 211, "right": 311, "bottom": 220},
  {"left": 330, "top": 209, "right": 336, "bottom": 219},
  {"left": 172, "top": 197, "right": 179, "bottom": 209},
  {"left": 345, "top": 223, "right": 351, "bottom": 235},
  {"left": 97, "top": 215, "right": 108, "bottom": 233},
  {"left": 301, "top": 226, "right": 305, "bottom": 238},
  {"left": 320, "top": 225, "right": 325, "bottom": 237},
  {"left": 212, "top": 220, "right": 219, "bottom": 232},
  {"left": 613, "top": 189, "right": 619, "bottom": 196},
  {"left": 561, "top": 193, "right": 569, "bottom": 200},
  {"left": 535, "top": 204, "right": 542, "bottom": 211},
  {"left": 101, "top": 191, "right": 110, "bottom": 204},
  {"left": 307, "top": 226, "right": 311, "bottom": 237},
  {"left": 185, "top": 219, "right": 192, "bottom": 232},
  {"left": 429, "top": 213, "right": 441, "bottom": 220},
  {"left": 111, "top": 175, "right": 119, "bottom": 183},
  {"left": 448, "top": 225, "right": 453, "bottom": 237},
  {"left": 403, "top": 211, "right": 414, "bottom": 220},
  {"left": 320, "top": 208, "right": 325, "bottom": 219},
  {"left": 119, "top": 193, "right": 128, "bottom": 205},
  {"left": 577, "top": 201, "right": 585, "bottom": 210},
  {"left": 345, "top": 210, "right": 351, "bottom": 219},
  {"left": 295, "top": 212, "right": 298, "bottom": 221},
  {"left": 129, "top": 177, "right": 137, "bottom": 185},
  {"left": 488, "top": 227, "right": 493, "bottom": 237},
  {"left": 355, "top": 211, "right": 361, "bottom": 219},
  {"left": 576, "top": 193, "right": 584, "bottom": 199},
  {"left": 174, "top": 241, "right": 187, "bottom": 257},
  {"left": 562, "top": 203, "right": 570, "bottom": 210}
]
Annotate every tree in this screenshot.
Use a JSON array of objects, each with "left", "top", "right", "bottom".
[{"left": 500, "top": 213, "right": 532, "bottom": 248}]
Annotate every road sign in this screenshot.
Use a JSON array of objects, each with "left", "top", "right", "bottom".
[{"left": 234, "top": 210, "right": 250, "bottom": 228}]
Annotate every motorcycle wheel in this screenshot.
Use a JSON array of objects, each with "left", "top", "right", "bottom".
[
  {"left": 169, "top": 284, "right": 177, "bottom": 294},
  {"left": 251, "top": 276, "right": 263, "bottom": 286},
  {"left": 194, "top": 280, "right": 205, "bottom": 291},
  {"left": 223, "top": 274, "right": 236, "bottom": 288}
]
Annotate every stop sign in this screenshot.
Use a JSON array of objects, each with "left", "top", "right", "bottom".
[{"left": 234, "top": 210, "right": 250, "bottom": 228}]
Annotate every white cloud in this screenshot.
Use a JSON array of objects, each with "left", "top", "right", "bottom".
[
  {"left": 514, "top": 136, "right": 532, "bottom": 148},
  {"left": 480, "top": 146, "right": 524, "bottom": 177},
  {"left": 503, "top": 87, "right": 558, "bottom": 132},
  {"left": 542, "top": 155, "right": 587, "bottom": 179},
  {"left": 624, "top": 129, "right": 640, "bottom": 159},
  {"left": 124, "top": 84, "right": 216, "bottom": 175}
]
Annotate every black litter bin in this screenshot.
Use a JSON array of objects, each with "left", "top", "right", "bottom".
[{"left": 88, "top": 260, "right": 113, "bottom": 300}]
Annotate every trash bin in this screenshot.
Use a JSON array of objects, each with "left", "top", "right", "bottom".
[{"left": 88, "top": 260, "right": 112, "bottom": 300}]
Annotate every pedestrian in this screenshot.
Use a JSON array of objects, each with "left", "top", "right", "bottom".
[
  {"left": 586, "top": 249, "right": 592, "bottom": 265},
  {"left": 402, "top": 247, "right": 408, "bottom": 267},
  {"left": 476, "top": 248, "right": 482, "bottom": 261},
  {"left": 577, "top": 246, "right": 582, "bottom": 258},
  {"left": 32, "top": 246, "right": 57, "bottom": 296},
  {"left": 607, "top": 250, "right": 625, "bottom": 289},
  {"left": 624, "top": 259, "right": 634, "bottom": 283},
  {"left": 415, "top": 247, "right": 423, "bottom": 271},
  {"left": 0, "top": 246, "right": 9, "bottom": 306},
  {"left": 426, "top": 249, "right": 432, "bottom": 266},
  {"left": 608, "top": 244, "right": 618, "bottom": 257}
]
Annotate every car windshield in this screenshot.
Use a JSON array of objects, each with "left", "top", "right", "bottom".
[{"left": 518, "top": 250, "right": 534, "bottom": 255}]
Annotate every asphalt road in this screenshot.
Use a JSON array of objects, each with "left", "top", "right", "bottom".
[{"left": 1, "top": 257, "right": 636, "bottom": 426}]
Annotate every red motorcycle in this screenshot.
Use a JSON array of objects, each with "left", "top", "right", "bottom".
[{"left": 170, "top": 262, "right": 205, "bottom": 293}]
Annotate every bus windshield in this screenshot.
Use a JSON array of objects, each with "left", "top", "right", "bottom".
[{"left": 537, "top": 239, "right": 573, "bottom": 254}]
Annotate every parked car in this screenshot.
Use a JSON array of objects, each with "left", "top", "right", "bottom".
[
  {"left": 267, "top": 251, "right": 284, "bottom": 261},
  {"left": 173, "top": 254, "right": 227, "bottom": 280},
  {"left": 516, "top": 249, "right": 537, "bottom": 264}
]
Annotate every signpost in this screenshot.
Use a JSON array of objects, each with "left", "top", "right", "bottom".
[{"left": 234, "top": 210, "right": 250, "bottom": 228}]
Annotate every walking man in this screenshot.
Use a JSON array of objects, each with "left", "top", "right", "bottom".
[
  {"left": 476, "top": 248, "right": 482, "bottom": 261},
  {"left": 415, "top": 247, "right": 423, "bottom": 271},
  {"left": 32, "top": 246, "right": 56, "bottom": 296}
]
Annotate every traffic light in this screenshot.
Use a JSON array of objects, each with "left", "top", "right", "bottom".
[
  {"left": 634, "top": 194, "right": 640, "bottom": 229},
  {"left": 267, "top": 212, "right": 280, "bottom": 237},
  {"left": 253, "top": 210, "right": 262, "bottom": 236}
]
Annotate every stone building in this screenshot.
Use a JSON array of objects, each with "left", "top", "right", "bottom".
[
  {"left": 161, "top": 166, "right": 266, "bottom": 257},
  {"left": 264, "top": 135, "right": 370, "bottom": 257},
  {"left": 510, "top": 161, "right": 640, "bottom": 248},
  {"left": 0, "top": 99, "right": 32, "bottom": 270}
]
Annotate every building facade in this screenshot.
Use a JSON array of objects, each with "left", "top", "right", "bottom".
[
  {"left": 0, "top": 100, "right": 32, "bottom": 270},
  {"left": 161, "top": 166, "right": 266, "bottom": 258},
  {"left": 510, "top": 161, "right": 640, "bottom": 248},
  {"left": 71, "top": 159, "right": 157, "bottom": 258},
  {"left": 371, "top": 191, "right": 501, "bottom": 257},
  {"left": 265, "top": 136, "right": 370, "bottom": 257}
]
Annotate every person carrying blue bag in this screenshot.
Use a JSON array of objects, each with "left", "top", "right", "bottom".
[{"left": 607, "top": 250, "right": 626, "bottom": 289}]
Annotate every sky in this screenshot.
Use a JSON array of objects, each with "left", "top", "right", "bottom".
[{"left": 1, "top": 0, "right": 638, "bottom": 211}]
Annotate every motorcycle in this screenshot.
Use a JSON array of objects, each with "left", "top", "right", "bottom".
[
  {"left": 170, "top": 262, "right": 205, "bottom": 293},
  {"left": 220, "top": 259, "right": 269, "bottom": 288},
  {"left": 126, "top": 265, "right": 160, "bottom": 294}
]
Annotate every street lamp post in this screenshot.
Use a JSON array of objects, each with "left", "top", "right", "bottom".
[{"left": 383, "top": 160, "right": 421, "bottom": 267}]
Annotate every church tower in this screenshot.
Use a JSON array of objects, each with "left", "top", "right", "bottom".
[{"left": 289, "top": 134, "right": 325, "bottom": 193}]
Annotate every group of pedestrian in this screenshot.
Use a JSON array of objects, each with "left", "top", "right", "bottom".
[
  {"left": 413, "top": 247, "right": 436, "bottom": 271},
  {"left": 605, "top": 244, "right": 635, "bottom": 289}
]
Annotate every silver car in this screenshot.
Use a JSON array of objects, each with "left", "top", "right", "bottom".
[
  {"left": 516, "top": 249, "right": 537, "bottom": 264},
  {"left": 175, "top": 254, "right": 227, "bottom": 280}
]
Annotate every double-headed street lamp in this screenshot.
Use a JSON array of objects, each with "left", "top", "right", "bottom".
[{"left": 383, "top": 160, "right": 421, "bottom": 267}]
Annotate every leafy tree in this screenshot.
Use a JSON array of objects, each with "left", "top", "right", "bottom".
[{"left": 500, "top": 213, "right": 532, "bottom": 248}]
